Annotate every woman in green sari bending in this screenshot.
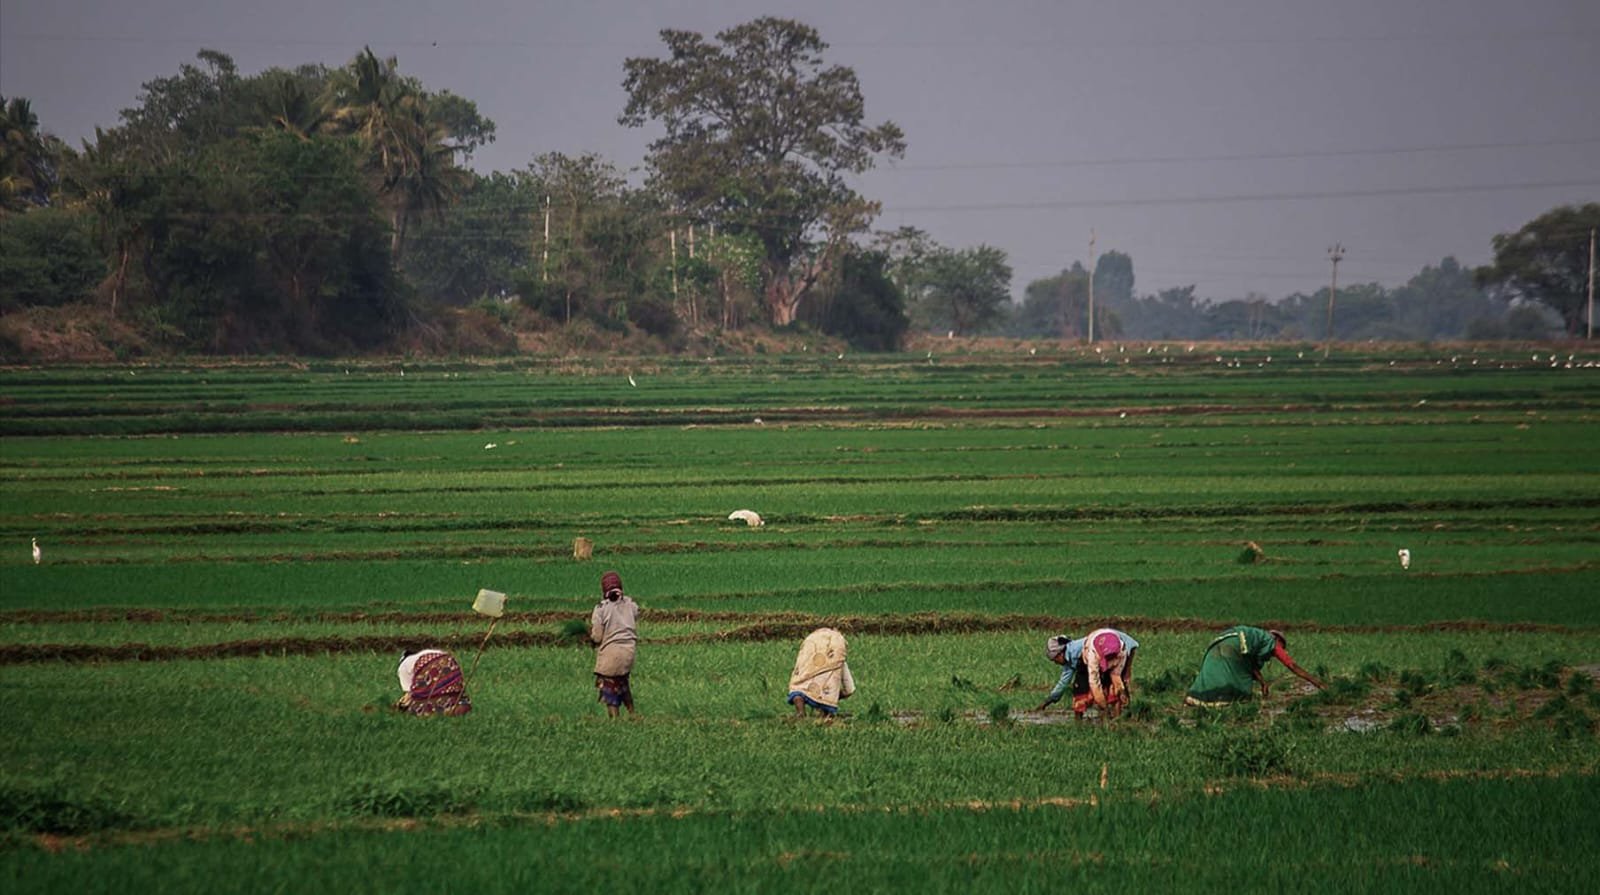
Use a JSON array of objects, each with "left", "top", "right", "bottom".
[{"left": 1184, "top": 626, "right": 1324, "bottom": 707}]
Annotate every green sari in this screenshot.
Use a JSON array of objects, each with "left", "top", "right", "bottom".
[{"left": 1185, "top": 625, "right": 1277, "bottom": 706}]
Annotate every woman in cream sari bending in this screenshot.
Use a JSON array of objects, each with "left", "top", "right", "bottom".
[{"left": 787, "top": 627, "right": 855, "bottom": 718}]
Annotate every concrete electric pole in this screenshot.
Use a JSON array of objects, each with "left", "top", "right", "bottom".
[
  {"left": 1323, "top": 243, "right": 1345, "bottom": 359},
  {"left": 1087, "top": 229, "right": 1097, "bottom": 345}
]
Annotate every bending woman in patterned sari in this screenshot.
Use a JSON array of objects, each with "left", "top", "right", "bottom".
[
  {"left": 394, "top": 648, "right": 473, "bottom": 716},
  {"left": 1184, "top": 625, "right": 1324, "bottom": 707},
  {"left": 787, "top": 627, "right": 855, "bottom": 718}
]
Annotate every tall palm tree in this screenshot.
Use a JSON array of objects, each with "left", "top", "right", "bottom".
[
  {"left": 385, "top": 105, "right": 468, "bottom": 265},
  {"left": 256, "top": 68, "right": 330, "bottom": 140},
  {"left": 320, "top": 48, "right": 466, "bottom": 267},
  {"left": 0, "top": 96, "right": 60, "bottom": 212}
]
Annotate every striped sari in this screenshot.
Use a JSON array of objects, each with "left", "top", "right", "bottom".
[{"left": 400, "top": 651, "right": 472, "bottom": 716}]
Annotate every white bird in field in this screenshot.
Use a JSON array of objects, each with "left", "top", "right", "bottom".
[
  {"left": 32, "top": 538, "right": 41, "bottom": 564},
  {"left": 628, "top": 373, "right": 637, "bottom": 387},
  {"left": 1398, "top": 548, "right": 1411, "bottom": 570},
  {"left": 728, "top": 509, "right": 764, "bottom": 527},
  {"left": 837, "top": 351, "right": 845, "bottom": 360},
  {"left": 484, "top": 443, "right": 497, "bottom": 450}
]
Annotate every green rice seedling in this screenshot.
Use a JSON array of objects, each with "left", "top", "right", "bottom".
[
  {"left": 1387, "top": 712, "right": 1433, "bottom": 736},
  {"left": 987, "top": 701, "right": 1011, "bottom": 725},
  {"left": 1565, "top": 671, "right": 1594, "bottom": 697},
  {"left": 1359, "top": 661, "right": 1392, "bottom": 682},
  {"left": 1441, "top": 649, "right": 1477, "bottom": 686},
  {"left": 1532, "top": 695, "right": 1596, "bottom": 740},
  {"left": 340, "top": 783, "right": 478, "bottom": 818},
  {"left": 1225, "top": 701, "right": 1261, "bottom": 723},
  {"left": 1142, "top": 667, "right": 1189, "bottom": 694},
  {"left": 507, "top": 789, "right": 587, "bottom": 814},
  {"left": 935, "top": 705, "right": 957, "bottom": 724},
  {"left": 861, "top": 701, "right": 889, "bottom": 723},
  {"left": 1200, "top": 727, "right": 1293, "bottom": 777},
  {"left": 1513, "top": 660, "right": 1565, "bottom": 690},
  {"left": 0, "top": 784, "right": 142, "bottom": 835},
  {"left": 1398, "top": 669, "right": 1433, "bottom": 698},
  {"left": 1314, "top": 676, "right": 1369, "bottom": 705}
]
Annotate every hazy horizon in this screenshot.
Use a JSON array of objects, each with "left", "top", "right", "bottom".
[{"left": 4, "top": 0, "right": 1597, "bottom": 302}]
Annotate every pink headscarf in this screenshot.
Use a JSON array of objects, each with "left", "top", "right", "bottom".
[{"left": 1092, "top": 631, "right": 1122, "bottom": 669}]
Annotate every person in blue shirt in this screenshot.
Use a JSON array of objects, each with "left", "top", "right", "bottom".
[{"left": 1035, "top": 628, "right": 1141, "bottom": 718}]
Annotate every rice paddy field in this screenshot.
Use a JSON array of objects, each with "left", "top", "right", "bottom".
[{"left": 3, "top": 344, "right": 1599, "bottom": 892}]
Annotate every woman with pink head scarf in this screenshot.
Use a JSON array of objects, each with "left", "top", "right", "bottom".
[
  {"left": 1038, "top": 627, "right": 1139, "bottom": 719},
  {"left": 1080, "top": 627, "right": 1138, "bottom": 718}
]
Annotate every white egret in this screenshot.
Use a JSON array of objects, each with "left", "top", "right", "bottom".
[{"left": 32, "top": 538, "right": 41, "bottom": 564}]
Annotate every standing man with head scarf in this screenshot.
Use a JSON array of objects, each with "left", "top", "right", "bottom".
[{"left": 589, "top": 570, "right": 639, "bottom": 718}]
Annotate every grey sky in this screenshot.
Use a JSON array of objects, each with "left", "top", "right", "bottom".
[{"left": 4, "top": 0, "right": 1597, "bottom": 302}]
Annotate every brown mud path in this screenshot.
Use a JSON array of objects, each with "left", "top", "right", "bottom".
[{"left": 0, "top": 610, "right": 1588, "bottom": 665}]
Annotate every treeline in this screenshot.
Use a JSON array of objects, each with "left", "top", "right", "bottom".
[
  {"left": 1001, "top": 254, "right": 1564, "bottom": 342},
  {"left": 1, "top": 18, "right": 1595, "bottom": 359}
]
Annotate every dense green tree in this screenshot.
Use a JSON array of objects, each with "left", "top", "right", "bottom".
[
  {"left": 914, "top": 245, "right": 1012, "bottom": 336},
  {"left": 1093, "top": 250, "right": 1135, "bottom": 307},
  {"left": 519, "top": 152, "right": 656, "bottom": 327},
  {"left": 621, "top": 17, "right": 904, "bottom": 326},
  {"left": 1011, "top": 264, "right": 1088, "bottom": 339},
  {"left": 1389, "top": 257, "right": 1499, "bottom": 339},
  {"left": 111, "top": 50, "right": 249, "bottom": 163},
  {"left": 805, "top": 248, "right": 908, "bottom": 350},
  {"left": 1112, "top": 285, "right": 1205, "bottom": 340},
  {"left": 0, "top": 207, "right": 101, "bottom": 310},
  {"left": 406, "top": 171, "right": 538, "bottom": 305},
  {"left": 244, "top": 131, "right": 399, "bottom": 350},
  {"left": 1476, "top": 204, "right": 1600, "bottom": 336}
]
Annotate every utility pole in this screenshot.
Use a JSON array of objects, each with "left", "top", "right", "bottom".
[
  {"left": 1087, "top": 228, "right": 1097, "bottom": 344},
  {"left": 1323, "top": 243, "right": 1345, "bottom": 359},
  {"left": 541, "top": 196, "right": 550, "bottom": 283},
  {"left": 669, "top": 226, "right": 678, "bottom": 301}
]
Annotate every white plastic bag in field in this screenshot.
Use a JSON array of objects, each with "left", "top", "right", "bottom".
[{"left": 473, "top": 589, "right": 507, "bottom": 618}]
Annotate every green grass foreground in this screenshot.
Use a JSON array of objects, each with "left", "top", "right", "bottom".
[
  {"left": 5, "top": 778, "right": 1597, "bottom": 893},
  {"left": 1, "top": 350, "right": 1598, "bottom": 891}
]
